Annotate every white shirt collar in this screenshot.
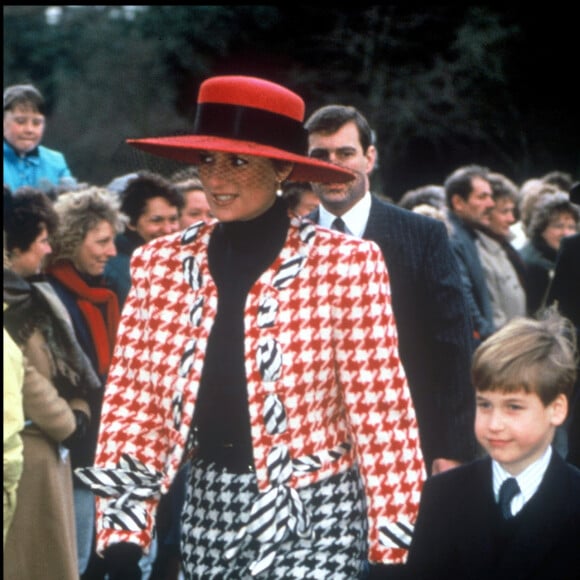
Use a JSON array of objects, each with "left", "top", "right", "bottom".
[
  {"left": 492, "top": 446, "right": 552, "bottom": 516},
  {"left": 318, "top": 191, "right": 372, "bottom": 238}
]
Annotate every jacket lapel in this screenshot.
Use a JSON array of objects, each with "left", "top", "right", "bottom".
[{"left": 497, "top": 453, "right": 577, "bottom": 578}]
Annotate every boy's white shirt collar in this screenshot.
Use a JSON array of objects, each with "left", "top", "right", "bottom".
[
  {"left": 318, "top": 191, "right": 372, "bottom": 238},
  {"left": 492, "top": 445, "right": 552, "bottom": 516}
]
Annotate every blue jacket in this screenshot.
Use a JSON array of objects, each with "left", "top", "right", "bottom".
[{"left": 3, "top": 139, "right": 74, "bottom": 192}]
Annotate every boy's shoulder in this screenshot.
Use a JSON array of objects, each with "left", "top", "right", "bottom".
[
  {"left": 424, "top": 456, "right": 492, "bottom": 499},
  {"left": 546, "top": 451, "right": 580, "bottom": 495},
  {"left": 37, "top": 144, "right": 67, "bottom": 163}
]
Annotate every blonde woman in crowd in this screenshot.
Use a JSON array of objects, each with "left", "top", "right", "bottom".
[{"left": 45, "top": 186, "right": 126, "bottom": 578}]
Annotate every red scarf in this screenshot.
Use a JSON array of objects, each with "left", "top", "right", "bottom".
[{"left": 48, "top": 261, "right": 120, "bottom": 376}]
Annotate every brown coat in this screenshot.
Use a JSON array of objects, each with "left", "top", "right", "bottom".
[{"left": 3, "top": 329, "right": 90, "bottom": 580}]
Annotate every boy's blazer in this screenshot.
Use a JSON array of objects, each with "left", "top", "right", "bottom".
[{"left": 407, "top": 452, "right": 580, "bottom": 579}]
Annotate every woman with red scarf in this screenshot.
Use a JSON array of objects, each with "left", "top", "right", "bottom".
[
  {"left": 4, "top": 187, "right": 99, "bottom": 580},
  {"left": 45, "top": 187, "right": 126, "bottom": 579}
]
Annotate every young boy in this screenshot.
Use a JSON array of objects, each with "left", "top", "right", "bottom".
[
  {"left": 405, "top": 309, "right": 580, "bottom": 580},
  {"left": 3, "top": 83, "right": 75, "bottom": 193}
]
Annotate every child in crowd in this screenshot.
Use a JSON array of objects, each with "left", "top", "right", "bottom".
[
  {"left": 405, "top": 308, "right": 580, "bottom": 580},
  {"left": 3, "top": 83, "right": 75, "bottom": 192}
]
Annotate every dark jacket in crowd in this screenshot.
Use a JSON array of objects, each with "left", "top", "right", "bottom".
[{"left": 310, "top": 195, "right": 478, "bottom": 470}]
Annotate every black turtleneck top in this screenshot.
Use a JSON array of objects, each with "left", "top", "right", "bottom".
[{"left": 194, "top": 197, "right": 290, "bottom": 470}]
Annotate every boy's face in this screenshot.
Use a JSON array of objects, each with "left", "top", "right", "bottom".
[
  {"left": 3, "top": 104, "right": 46, "bottom": 154},
  {"left": 475, "top": 388, "right": 567, "bottom": 475}
]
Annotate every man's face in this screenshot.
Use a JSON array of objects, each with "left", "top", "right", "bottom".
[
  {"left": 307, "top": 121, "right": 376, "bottom": 215},
  {"left": 452, "top": 176, "right": 495, "bottom": 227}
]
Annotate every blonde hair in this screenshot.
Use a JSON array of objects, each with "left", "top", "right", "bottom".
[
  {"left": 518, "top": 181, "right": 559, "bottom": 232},
  {"left": 48, "top": 187, "right": 127, "bottom": 265},
  {"left": 411, "top": 204, "right": 453, "bottom": 236},
  {"left": 472, "top": 307, "right": 577, "bottom": 406}
]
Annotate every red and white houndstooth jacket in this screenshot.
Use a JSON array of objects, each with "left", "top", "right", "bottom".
[{"left": 79, "top": 215, "right": 426, "bottom": 565}]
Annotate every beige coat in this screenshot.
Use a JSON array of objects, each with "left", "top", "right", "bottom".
[
  {"left": 476, "top": 231, "right": 527, "bottom": 329},
  {"left": 3, "top": 328, "right": 90, "bottom": 580},
  {"left": 3, "top": 322, "right": 24, "bottom": 546}
]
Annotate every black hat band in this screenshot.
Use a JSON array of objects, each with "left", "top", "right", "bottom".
[{"left": 193, "top": 102, "right": 308, "bottom": 156}]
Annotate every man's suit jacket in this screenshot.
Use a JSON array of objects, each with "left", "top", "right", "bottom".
[
  {"left": 547, "top": 233, "right": 580, "bottom": 332},
  {"left": 448, "top": 212, "right": 495, "bottom": 341},
  {"left": 406, "top": 452, "right": 580, "bottom": 579},
  {"left": 310, "top": 196, "right": 478, "bottom": 468},
  {"left": 547, "top": 233, "right": 580, "bottom": 468}
]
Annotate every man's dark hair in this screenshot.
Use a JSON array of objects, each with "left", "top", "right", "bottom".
[
  {"left": 304, "top": 105, "right": 374, "bottom": 153},
  {"left": 444, "top": 164, "right": 490, "bottom": 208}
]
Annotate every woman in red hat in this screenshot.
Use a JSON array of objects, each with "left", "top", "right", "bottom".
[{"left": 77, "top": 75, "right": 425, "bottom": 579}]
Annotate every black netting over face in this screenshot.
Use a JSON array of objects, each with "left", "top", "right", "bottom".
[
  {"left": 196, "top": 151, "right": 286, "bottom": 222},
  {"left": 111, "top": 141, "right": 192, "bottom": 180},
  {"left": 115, "top": 145, "right": 288, "bottom": 222}
]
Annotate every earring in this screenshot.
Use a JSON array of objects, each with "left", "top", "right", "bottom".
[{"left": 276, "top": 181, "right": 283, "bottom": 197}]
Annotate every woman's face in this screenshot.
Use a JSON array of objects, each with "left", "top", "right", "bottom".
[
  {"left": 541, "top": 211, "right": 578, "bottom": 251},
  {"left": 179, "top": 188, "right": 213, "bottom": 228},
  {"left": 73, "top": 219, "right": 117, "bottom": 276},
  {"left": 488, "top": 197, "right": 516, "bottom": 239},
  {"left": 197, "top": 151, "right": 292, "bottom": 222},
  {"left": 10, "top": 225, "right": 52, "bottom": 277},
  {"left": 129, "top": 196, "right": 180, "bottom": 243}
]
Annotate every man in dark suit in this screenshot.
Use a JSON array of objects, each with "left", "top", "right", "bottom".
[
  {"left": 444, "top": 164, "right": 496, "bottom": 344},
  {"left": 546, "top": 182, "right": 580, "bottom": 468},
  {"left": 305, "top": 105, "right": 478, "bottom": 477}
]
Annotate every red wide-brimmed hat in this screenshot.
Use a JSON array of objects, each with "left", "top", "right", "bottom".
[{"left": 127, "top": 75, "right": 354, "bottom": 183}]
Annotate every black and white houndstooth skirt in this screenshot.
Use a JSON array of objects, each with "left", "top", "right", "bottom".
[{"left": 180, "top": 459, "right": 368, "bottom": 579}]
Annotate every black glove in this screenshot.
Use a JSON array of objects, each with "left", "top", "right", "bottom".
[
  {"left": 62, "top": 410, "right": 90, "bottom": 448},
  {"left": 103, "top": 542, "right": 143, "bottom": 580},
  {"left": 62, "top": 409, "right": 90, "bottom": 448}
]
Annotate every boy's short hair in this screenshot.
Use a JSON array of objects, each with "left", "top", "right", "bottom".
[
  {"left": 3, "top": 84, "right": 46, "bottom": 115},
  {"left": 472, "top": 307, "right": 577, "bottom": 406}
]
